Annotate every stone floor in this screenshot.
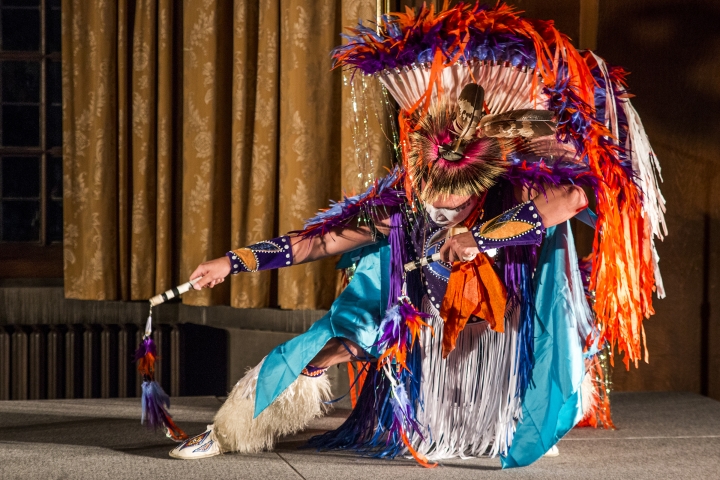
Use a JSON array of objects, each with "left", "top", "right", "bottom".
[{"left": 1, "top": 392, "right": 719, "bottom": 479}]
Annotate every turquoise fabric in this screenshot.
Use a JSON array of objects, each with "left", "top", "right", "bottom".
[
  {"left": 254, "top": 241, "right": 390, "bottom": 418},
  {"left": 501, "top": 222, "right": 587, "bottom": 468}
]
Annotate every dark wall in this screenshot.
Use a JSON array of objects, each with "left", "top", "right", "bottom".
[
  {"left": 514, "top": 0, "right": 581, "bottom": 44},
  {"left": 511, "top": 1, "right": 720, "bottom": 400},
  {"left": 597, "top": 0, "right": 720, "bottom": 400}
]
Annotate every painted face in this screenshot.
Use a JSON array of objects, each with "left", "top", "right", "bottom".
[{"left": 424, "top": 195, "right": 478, "bottom": 226}]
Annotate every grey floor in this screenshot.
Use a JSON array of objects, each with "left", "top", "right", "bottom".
[{"left": 1, "top": 392, "right": 719, "bottom": 480}]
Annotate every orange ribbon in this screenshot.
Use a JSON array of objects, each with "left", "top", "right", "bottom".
[{"left": 439, "top": 252, "right": 507, "bottom": 358}]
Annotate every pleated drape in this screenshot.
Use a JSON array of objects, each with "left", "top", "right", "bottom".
[
  {"left": 62, "top": 0, "right": 118, "bottom": 300},
  {"left": 180, "top": 0, "right": 234, "bottom": 307},
  {"left": 129, "top": 0, "right": 175, "bottom": 299},
  {"left": 228, "top": 0, "right": 279, "bottom": 308},
  {"left": 62, "top": 0, "right": 390, "bottom": 309},
  {"left": 62, "top": 0, "right": 176, "bottom": 300},
  {"left": 275, "top": 0, "right": 342, "bottom": 310}
]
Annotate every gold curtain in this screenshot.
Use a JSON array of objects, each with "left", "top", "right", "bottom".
[
  {"left": 62, "top": 0, "right": 176, "bottom": 300},
  {"left": 62, "top": 0, "right": 389, "bottom": 309}
]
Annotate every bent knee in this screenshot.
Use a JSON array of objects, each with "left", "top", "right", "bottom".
[{"left": 309, "top": 338, "right": 368, "bottom": 368}]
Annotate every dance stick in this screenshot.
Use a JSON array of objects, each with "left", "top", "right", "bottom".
[
  {"left": 403, "top": 226, "right": 470, "bottom": 272},
  {"left": 404, "top": 249, "right": 497, "bottom": 272},
  {"left": 404, "top": 253, "right": 442, "bottom": 272},
  {"left": 149, "top": 277, "right": 202, "bottom": 307}
]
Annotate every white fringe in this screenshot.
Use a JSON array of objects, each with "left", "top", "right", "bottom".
[
  {"left": 410, "top": 298, "right": 522, "bottom": 460},
  {"left": 213, "top": 358, "right": 332, "bottom": 453},
  {"left": 622, "top": 99, "right": 667, "bottom": 298}
]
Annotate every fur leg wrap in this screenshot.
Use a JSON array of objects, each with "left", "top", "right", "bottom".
[{"left": 213, "top": 359, "right": 332, "bottom": 453}]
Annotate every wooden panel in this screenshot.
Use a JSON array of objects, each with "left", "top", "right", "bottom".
[
  {"left": 100, "top": 325, "right": 119, "bottom": 398},
  {"left": 154, "top": 324, "right": 172, "bottom": 393},
  {"left": 11, "top": 327, "right": 28, "bottom": 400},
  {"left": 0, "top": 322, "right": 231, "bottom": 400},
  {"left": 28, "top": 326, "right": 47, "bottom": 399},
  {"left": 0, "top": 244, "right": 63, "bottom": 278},
  {"left": 171, "top": 324, "right": 182, "bottom": 397},
  {"left": 0, "top": 327, "right": 11, "bottom": 400},
  {"left": 118, "top": 324, "right": 137, "bottom": 398},
  {"left": 65, "top": 324, "right": 83, "bottom": 399},
  {"left": 579, "top": 0, "right": 599, "bottom": 50},
  {"left": 47, "top": 325, "right": 65, "bottom": 399},
  {"left": 83, "top": 325, "right": 101, "bottom": 399}
]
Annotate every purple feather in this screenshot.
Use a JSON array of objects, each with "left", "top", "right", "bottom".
[
  {"left": 376, "top": 304, "right": 402, "bottom": 353},
  {"left": 387, "top": 382, "right": 424, "bottom": 445},
  {"left": 387, "top": 211, "right": 407, "bottom": 307},
  {"left": 297, "top": 167, "right": 405, "bottom": 238},
  {"left": 504, "top": 159, "right": 599, "bottom": 198},
  {"left": 332, "top": 5, "right": 537, "bottom": 75},
  {"left": 133, "top": 337, "right": 156, "bottom": 362},
  {"left": 141, "top": 380, "right": 172, "bottom": 428}
]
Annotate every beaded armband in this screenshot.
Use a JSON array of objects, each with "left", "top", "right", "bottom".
[
  {"left": 471, "top": 200, "right": 544, "bottom": 250},
  {"left": 226, "top": 236, "right": 293, "bottom": 274}
]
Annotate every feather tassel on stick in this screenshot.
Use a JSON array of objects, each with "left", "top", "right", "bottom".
[{"left": 134, "top": 309, "right": 187, "bottom": 441}]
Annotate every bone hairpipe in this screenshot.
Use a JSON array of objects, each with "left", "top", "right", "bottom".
[
  {"left": 149, "top": 277, "right": 202, "bottom": 307},
  {"left": 404, "top": 253, "right": 442, "bottom": 272}
]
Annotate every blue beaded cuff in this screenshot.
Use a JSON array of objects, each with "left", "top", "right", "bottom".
[
  {"left": 226, "top": 236, "right": 293, "bottom": 274},
  {"left": 471, "top": 200, "right": 544, "bottom": 251}
]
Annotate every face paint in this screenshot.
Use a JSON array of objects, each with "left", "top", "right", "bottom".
[{"left": 424, "top": 196, "right": 478, "bottom": 226}]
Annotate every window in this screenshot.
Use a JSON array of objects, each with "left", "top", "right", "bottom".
[{"left": 0, "top": 0, "right": 62, "bottom": 277}]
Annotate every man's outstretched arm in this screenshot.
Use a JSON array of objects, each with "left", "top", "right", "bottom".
[{"left": 188, "top": 225, "right": 380, "bottom": 290}]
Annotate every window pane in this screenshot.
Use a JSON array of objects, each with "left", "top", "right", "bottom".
[
  {"left": 47, "top": 104, "right": 61, "bottom": 148},
  {"left": 2, "top": 104, "right": 39, "bottom": 146},
  {"left": 1, "top": 199, "right": 40, "bottom": 241},
  {"left": 47, "top": 61, "right": 62, "bottom": 104},
  {"left": 2, "top": 156, "right": 40, "bottom": 198},
  {"left": 4, "top": 1, "right": 41, "bottom": 6},
  {"left": 47, "top": 155, "right": 62, "bottom": 199},
  {"left": 46, "top": 6, "right": 61, "bottom": 53},
  {"left": 47, "top": 198, "right": 62, "bottom": 243},
  {"left": 1, "top": 8, "right": 41, "bottom": 51},
  {"left": 2, "top": 61, "right": 40, "bottom": 103}
]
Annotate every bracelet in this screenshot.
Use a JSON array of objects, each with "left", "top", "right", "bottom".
[
  {"left": 470, "top": 201, "right": 544, "bottom": 250},
  {"left": 226, "top": 236, "right": 293, "bottom": 274}
]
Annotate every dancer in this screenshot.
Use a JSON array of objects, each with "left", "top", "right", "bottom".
[{"left": 169, "top": 3, "right": 665, "bottom": 468}]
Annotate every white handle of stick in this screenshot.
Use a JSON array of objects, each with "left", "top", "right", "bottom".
[
  {"left": 403, "top": 253, "right": 442, "bottom": 272},
  {"left": 148, "top": 277, "right": 202, "bottom": 307}
]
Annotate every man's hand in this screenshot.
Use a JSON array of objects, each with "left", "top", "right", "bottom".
[
  {"left": 525, "top": 185, "right": 588, "bottom": 228},
  {"left": 190, "top": 256, "right": 232, "bottom": 289},
  {"left": 438, "top": 231, "right": 480, "bottom": 263}
]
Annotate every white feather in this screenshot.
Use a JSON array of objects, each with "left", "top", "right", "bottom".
[
  {"left": 579, "top": 371, "right": 598, "bottom": 421},
  {"left": 379, "top": 63, "right": 545, "bottom": 113},
  {"left": 623, "top": 100, "right": 667, "bottom": 298},
  {"left": 590, "top": 53, "right": 667, "bottom": 299}
]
